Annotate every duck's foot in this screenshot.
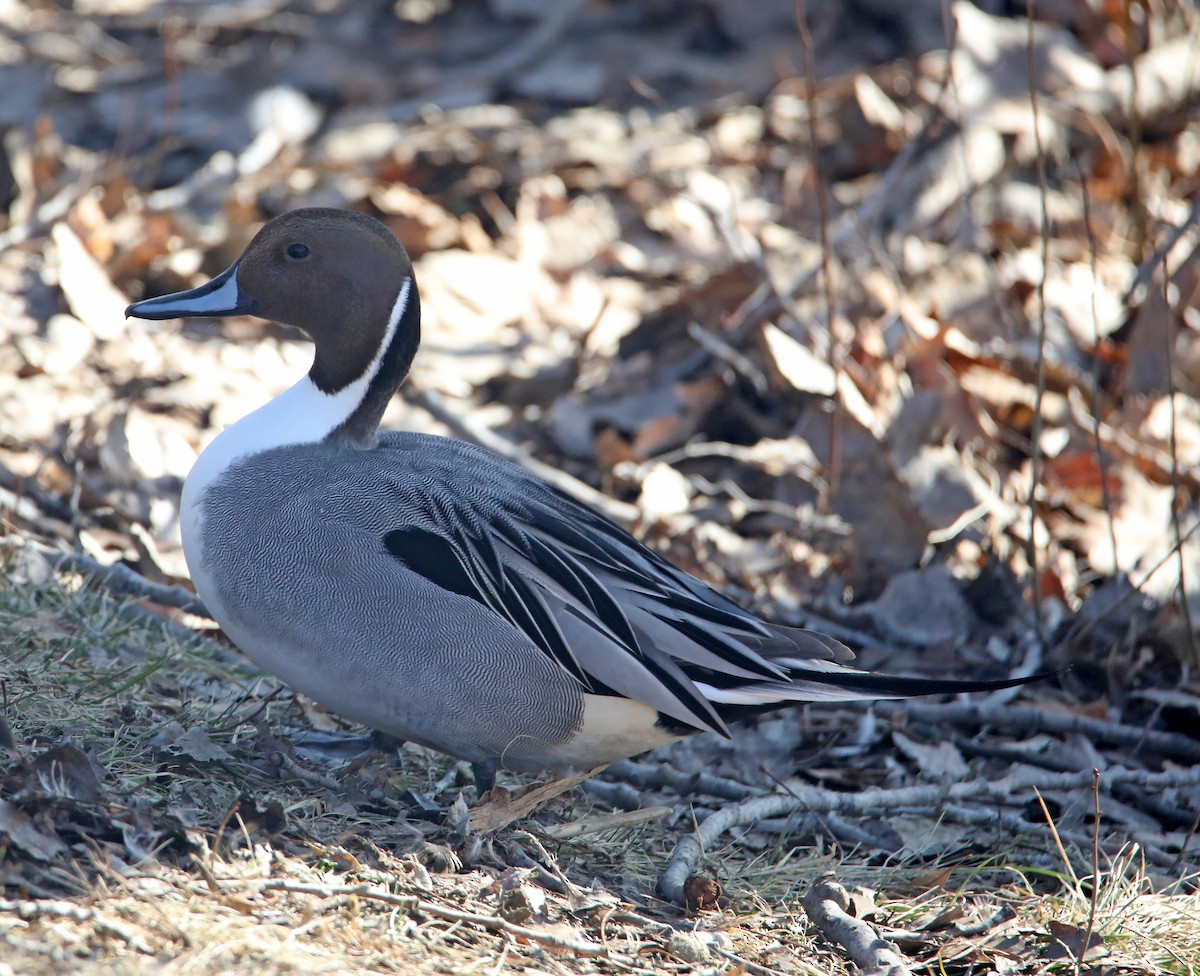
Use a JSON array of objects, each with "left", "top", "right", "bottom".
[{"left": 471, "top": 759, "right": 498, "bottom": 795}]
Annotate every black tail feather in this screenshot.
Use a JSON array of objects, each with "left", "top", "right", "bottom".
[
  {"left": 781, "top": 666, "right": 1064, "bottom": 697},
  {"left": 654, "top": 668, "right": 1063, "bottom": 736}
]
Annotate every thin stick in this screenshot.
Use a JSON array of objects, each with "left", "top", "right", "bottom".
[
  {"left": 32, "top": 544, "right": 209, "bottom": 617},
  {"left": 803, "top": 876, "right": 912, "bottom": 976},
  {"left": 794, "top": 0, "right": 843, "bottom": 497},
  {"left": 891, "top": 700, "right": 1200, "bottom": 764},
  {"left": 657, "top": 765, "right": 1200, "bottom": 902},
  {"left": 260, "top": 880, "right": 609, "bottom": 957},
  {"left": 1175, "top": 807, "right": 1200, "bottom": 877},
  {"left": 1024, "top": 0, "right": 1051, "bottom": 640},
  {"left": 1032, "top": 785, "right": 1080, "bottom": 887},
  {"left": 1158, "top": 253, "right": 1199, "bottom": 663},
  {"left": 1077, "top": 769, "right": 1102, "bottom": 976}
]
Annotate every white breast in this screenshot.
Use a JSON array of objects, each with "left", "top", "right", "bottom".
[{"left": 180, "top": 279, "right": 412, "bottom": 605}]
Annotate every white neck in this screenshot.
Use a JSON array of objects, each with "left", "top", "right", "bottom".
[{"left": 182, "top": 278, "right": 411, "bottom": 513}]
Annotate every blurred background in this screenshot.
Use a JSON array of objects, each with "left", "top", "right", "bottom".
[
  {"left": 5, "top": 0, "right": 1199, "bottom": 683},
  {"left": 1, "top": 1, "right": 1200, "bottom": 966}
]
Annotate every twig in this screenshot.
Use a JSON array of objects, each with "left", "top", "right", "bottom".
[
  {"left": 1034, "top": 785, "right": 1080, "bottom": 886},
  {"left": 1122, "top": 190, "right": 1200, "bottom": 303},
  {"left": 794, "top": 0, "right": 843, "bottom": 496},
  {"left": 952, "top": 735, "right": 1196, "bottom": 827},
  {"left": 710, "top": 945, "right": 809, "bottom": 976},
  {"left": 1076, "top": 157, "right": 1120, "bottom": 575},
  {"left": 610, "top": 908, "right": 825, "bottom": 976},
  {"left": 512, "top": 832, "right": 579, "bottom": 898},
  {"left": 29, "top": 543, "right": 209, "bottom": 617},
  {"left": 753, "top": 812, "right": 893, "bottom": 853},
  {"left": 376, "top": 0, "right": 590, "bottom": 122},
  {"left": 802, "top": 876, "right": 911, "bottom": 976},
  {"left": 604, "top": 758, "right": 760, "bottom": 801},
  {"left": 686, "top": 322, "right": 769, "bottom": 395},
  {"left": 1024, "top": 0, "right": 1051, "bottom": 642},
  {"left": 1117, "top": 0, "right": 1147, "bottom": 262},
  {"left": 823, "top": 813, "right": 896, "bottom": 853},
  {"left": 468, "top": 0, "right": 589, "bottom": 85},
  {"left": 951, "top": 904, "right": 1016, "bottom": 939},
  {"left": 503, "top": 841, "right": 568, "bottom": 895},
  {"left": 888, "top": 701, "right": 1200, "bottom": 764},
  {"left": 1175, "top": 807, "right": 1200, "bottom": 875},
  {"left": 1054, "top": 519, "right": 1200, "bottom": 656},
  {"left": 939, "top": 800, "right": 1184, "bottom": 874},
  {"left": 0, "top": 898, "right": 153, "bottom": 953},
  {"left": 275, "top": 748, "right": 345, "bottom": 793},
  {"left": 663, "top": 62, "right": 959, "bottom": 402},
  {"left": 656, "top": 766, "right": 1200, "bottom": 902},
  {"left": 1078, "top": 769, "right": 1102, "bottom": 976},
  {"left": 579, "top": 777, "right": 643, "bottom": 811},
  {"left": 2, "top": 538, "right": 227, "bottom": 653},
  {"left": 259, "top": 880, "right": 609, "bottom": 957},
  {"left": 1157, "top": 254, "right": 1199, "bottom": 663}
]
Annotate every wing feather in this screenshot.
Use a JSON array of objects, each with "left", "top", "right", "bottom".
[{"left": 374, "top": 435, "right": 1042, "bottom": 737}]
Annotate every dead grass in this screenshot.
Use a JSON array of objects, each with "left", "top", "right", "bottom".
[{"left": 1, "top": 564, "right": 1198, "bottom": 975}]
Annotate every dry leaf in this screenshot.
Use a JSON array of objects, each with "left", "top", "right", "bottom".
[
  {"left": 0, "top": 798, "right": 67, "bottom": 861},
  {"left": 762, "top": 322, "right": 836, "bottom": 396},
  {"left": 893, "top": 731, "right": 970, "bottom": 781},
  {"left": 51, "top": 221, "right": 127, "bottom": 340},
  {"left": 468, "top": 766, "right": 605, "bottom": 833}
]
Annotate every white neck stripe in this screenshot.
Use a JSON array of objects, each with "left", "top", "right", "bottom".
[
  {"left": 316, "top": 275, "right": 411, "bottom": 418},
  {"left": 181, "top": 277, "right": 412, "bottom": 515}
]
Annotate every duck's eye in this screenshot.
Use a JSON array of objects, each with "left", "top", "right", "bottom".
[{"left": 286, "top": 242, "right": 310, "bottom": 260}]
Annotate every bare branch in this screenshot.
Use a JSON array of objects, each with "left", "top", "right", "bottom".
[{"left": 803, "top": 877, "right": 911, "bottom": 976}]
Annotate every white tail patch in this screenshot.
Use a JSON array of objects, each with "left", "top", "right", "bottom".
[
  {"left": 538, "top": 694, "right": 685, "bottom": 768},
  {"left": 694, "top": 680, "right": 909, "bottom": 705}
]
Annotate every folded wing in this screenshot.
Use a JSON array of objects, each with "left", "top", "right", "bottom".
[{"left": 379, "top": 441, "right": 1042, "bottom": 736}]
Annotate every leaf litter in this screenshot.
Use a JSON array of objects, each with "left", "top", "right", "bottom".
[{"left": 1, "top": 0, "right": 1200, "bottom": 973}]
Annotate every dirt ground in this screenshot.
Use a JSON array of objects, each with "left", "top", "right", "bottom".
[{"left": 1, "top": 0, "right": 1199, "bottom": 973}]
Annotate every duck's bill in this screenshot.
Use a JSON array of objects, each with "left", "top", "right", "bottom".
[{"left": 125, "top": 263, "right": 255, "bottom": 320}]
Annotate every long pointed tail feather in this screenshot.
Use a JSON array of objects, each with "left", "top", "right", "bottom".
[{"left": 699, "top": 666, "right": 1061, "bottom": 706}]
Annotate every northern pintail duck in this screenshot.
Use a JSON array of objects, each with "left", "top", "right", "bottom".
[{"left": 127, "top": 208, "right": 1036, "bottom": 790}]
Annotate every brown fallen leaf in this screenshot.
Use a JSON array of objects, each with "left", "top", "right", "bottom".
[
  {"left": 1045, "top": 919, "right": 1108, "bottom": 963},
  {"left": 683, "top": 874, "right": 723, "bottom": 913},
  {"left": 0, "top": 798, "right": 67, "bottom": 861},
  {"left": 468, "top": 765, "right": 605, "bottom": 833}
]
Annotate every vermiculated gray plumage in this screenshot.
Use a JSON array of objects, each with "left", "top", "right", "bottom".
[
  {"left": 127, "top": 208, "right": 1047, "bottom": 777},
  {"left": 198, "top": 433, "right": 1033, "bottom": 772}
]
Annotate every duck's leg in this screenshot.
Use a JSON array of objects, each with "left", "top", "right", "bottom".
[{"left": 471, "top": 759, "right": 497, "bottom": 795}]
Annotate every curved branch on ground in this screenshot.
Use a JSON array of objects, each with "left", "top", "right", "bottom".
[{"left": 802, "top": 877, "right": 912, "bottom": 976}]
